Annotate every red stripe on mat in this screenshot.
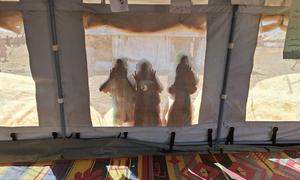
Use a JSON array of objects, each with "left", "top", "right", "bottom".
[{"left": 142, "top": 156, "right": 149, "bottom": 180}]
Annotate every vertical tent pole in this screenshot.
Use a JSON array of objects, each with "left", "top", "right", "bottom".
[
  {"left": 48, "top": 0, "right": 67, "bottom": 138},
  {"left": 215, "top": 5, "right": 238, "bottom": 148}
]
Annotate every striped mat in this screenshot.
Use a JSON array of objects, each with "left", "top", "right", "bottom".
[{"left": 0, "top": 151, "right": 299, "bottom": 179}]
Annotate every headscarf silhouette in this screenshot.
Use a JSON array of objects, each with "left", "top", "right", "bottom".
[
  {"left": 99, "top": 59, "right": 135, "bottom": 126},
  {"left": 167, "top": 55, "right": 197, "bottom": 127},
  {"left": 134, "top": 61, "right": 162, "bottom": 126}
]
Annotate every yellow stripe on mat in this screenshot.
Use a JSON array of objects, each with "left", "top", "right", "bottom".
[
  {"left": 227, "top": 153, "right": 237, "bottom": 162},
  {"left": 251, "top": 153, "right": 274, "bottom": 177},
  {"left": 66, "top": 160, "right": 94, "bottom": 180},
  {"left": 108, "top": 158, "right": 129, "bottom": 179},
  {"left": 263, "top": 153, "right": 287, "bottom": 177},
  {"left": 126, "top": 159, "right": 132, "bottom": 179},
  {"left": 195, "top": 154, "right": 203, "bottom": 163},
  {"left": 137, "top": 155, "right": 143, "bottom": 180},
  {"left": 166, "top": 155, "right": 176, "bottom": 180},
  {"left": 177, "top": 155, "right": 189, "bottom": 180},
  {"left": 21, "top": 161, "right": 53, "bottom": 180}
]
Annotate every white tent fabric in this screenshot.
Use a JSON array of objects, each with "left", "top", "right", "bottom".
[{"left": 0, "top": 0, "right": 299, "bottom": 144}]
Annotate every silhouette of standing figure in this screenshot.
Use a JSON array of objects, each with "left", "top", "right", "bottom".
[
  {"left": 99, "top": 59, "right": 135, "bottom": 126},
  {"left": 167, "top": 56, "right": 197, "bottom": 127},
  {"left": 134, "top": 61, "right": 162, "bottom": 126}
]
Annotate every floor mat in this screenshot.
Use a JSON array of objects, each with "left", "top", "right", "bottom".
[{"left": 0, "top": 150, "right": 299, "bottom": 179}]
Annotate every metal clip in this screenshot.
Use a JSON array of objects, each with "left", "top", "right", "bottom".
[
  {"left": 221, "top": 94, "right": 227, "bottom": 100},
  {"left": 58, "top": 98, "right": 64, "bottom": 104},
  {"left": 52, "top": 44, "right": 59, "bottom": 51}
]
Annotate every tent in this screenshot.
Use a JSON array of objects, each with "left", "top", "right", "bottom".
[{"left": 0, "top": 0, "right": 299, "bottom": 162}]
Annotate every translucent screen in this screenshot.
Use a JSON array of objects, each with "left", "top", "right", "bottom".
[
  {"left": 84, "top": 13, "right": 207, "bottom": 127},
  {"left": 246, "top": 15, "right": 300, "bottom": 122},
  {"left": 0, "top": 12, "right": 38, "bottom": 126}
]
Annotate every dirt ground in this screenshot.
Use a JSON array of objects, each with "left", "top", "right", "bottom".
[
  {"left": 0, "top": 72, "right": 38, "bottom": 126},
  {"left": 246, "top": 47, "right": 300, "bottom": 121}
]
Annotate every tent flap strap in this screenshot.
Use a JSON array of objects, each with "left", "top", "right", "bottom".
[
  {"left": 48, "top": 0, "right": 67, "bottom": 138},
  {"left": 271, "top": 127, "right": 279, "bottom": 145}
]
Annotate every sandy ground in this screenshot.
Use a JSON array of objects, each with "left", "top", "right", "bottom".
[
  {"left": 0, "top": 73, "right": 105, "bottom": 127},
  {"left": 0, "top": 72, "right": 38, "bottom": 126},
  {"left": 247, "top": 73, "right": 300, "bottom": 121},
  {"left": 246, "top": 47, "right": 300, "bottom": 121}
]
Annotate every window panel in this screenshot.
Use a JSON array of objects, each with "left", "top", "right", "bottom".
[
  {"left": 84, "top": 13, "right": 207, "bottom": 127},
  {"left": 246, "top": 15, "right": 300, "bottom": 122},
  {"left": 0, "top": 12, "right": 38, "bottom": 127}
]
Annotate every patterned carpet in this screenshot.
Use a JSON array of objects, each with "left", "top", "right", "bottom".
[{"left": 0, "top": 151, "right": 299, "bottom": 179}]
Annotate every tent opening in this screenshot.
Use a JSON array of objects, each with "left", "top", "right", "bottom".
[
  {"left": 83, "top": 12, "right": 207, "bottom": 127},
  {"left": 0, "top": 11, "right": 38, "bottom": 127},
  {"left": 246, "top": 15, "right": 300, "bottom": 122}
]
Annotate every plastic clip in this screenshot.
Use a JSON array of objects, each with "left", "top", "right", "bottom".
[
  {"left": 10, "top": 133, "right": 17, "bottom": 141},
  {"left": 207, "top": 129, "right": 213, "bottom": 147},
  {"left": 271, "top": 127, "right": 278, "bottom": 145},
  {"left": 225, "top": 127, "right": 234, "bottom": 145}
]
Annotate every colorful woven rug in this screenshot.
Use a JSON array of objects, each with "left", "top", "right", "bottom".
[{"left": 0, "top": 151, "right": 299, "bottom": 179}]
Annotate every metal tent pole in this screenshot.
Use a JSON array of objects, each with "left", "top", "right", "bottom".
[
  {"left": 215, "top": 5, "right": 239, "bottom": 148},
  {"left": 48, "top": 0, "right": 67, "bottom": 138}
]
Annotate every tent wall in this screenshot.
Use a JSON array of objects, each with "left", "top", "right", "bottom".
[
  {"left": 0, "top": 0, "right": 61, "bottom": 140},
  {"left": 223, "top": 12, "right": 261, "bottom": 124},
  {"left": 199, "top": 5, "right": 232, "bottom": 123},
  {"left": 55, "top": 10, "right": 92, "bottom": 131},
  {"left": 218, "top": 6, "right": 300, "bottom": 142},
  {"left": 53, "top": 0, "right": 233, "bottom": 143},
  {"left": 0, "top": 0, "right": 299, "bottom": 145}
]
